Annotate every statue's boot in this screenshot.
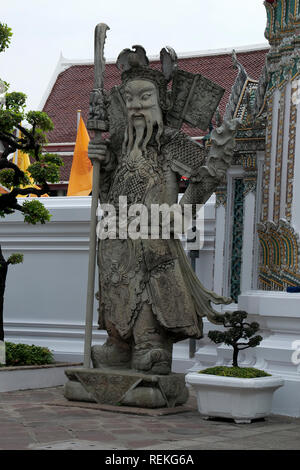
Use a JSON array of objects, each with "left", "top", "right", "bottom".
[
  {"left": 131, "top": 303, "right": 173, "bottom": 375},
  {"left": 91, "top": 338, "right": 131, "bottom": 369},
  {"left": 131, "top": 347, "right": 172, "bottom": 375}
]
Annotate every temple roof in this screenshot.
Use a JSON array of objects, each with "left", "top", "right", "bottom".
[{"left": 42, "top": 44, "right": 269, "bottom": 144}]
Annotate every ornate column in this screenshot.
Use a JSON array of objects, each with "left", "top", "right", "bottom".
[
  {"left": 256, "top": 1, "right": 300, "bottom": 290},
  {"left": 193, "top": 2, "right": 300, "bottom": 417}
]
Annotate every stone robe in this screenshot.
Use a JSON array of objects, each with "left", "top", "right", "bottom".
[{"left": 97, "top": 127, "right": 230, "bottom": 342}]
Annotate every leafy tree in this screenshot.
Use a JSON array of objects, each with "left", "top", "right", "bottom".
[
  {"left": 0, "top": 23, "right": 63, "bottom": 341},
  {"left": 208, "top": 311, "right": 263, "bottom": 367},
  {"left": 0, "top": 23, "right": 12, "bottom": 54}
]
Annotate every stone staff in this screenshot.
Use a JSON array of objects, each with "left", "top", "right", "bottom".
[{"left": 84, "top": 23, "right": 110, "bottom": 368}]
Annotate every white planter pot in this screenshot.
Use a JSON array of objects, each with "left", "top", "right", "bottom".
[{"left": 185, "top": 372, "right": 284, "bottom": 423}]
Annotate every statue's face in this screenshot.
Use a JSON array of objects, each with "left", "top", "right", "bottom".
[
  {"left": 123, "top": 79, "right": 164, "bottom": 155},
  {"left": 124, "top": 79, "right": 161, "bottom": 123}
]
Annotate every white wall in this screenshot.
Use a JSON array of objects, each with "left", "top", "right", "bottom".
[
  {"left": 2, "top": 197, "right": 104, "bottom": 361},
  {"left": 1, "top": 196, "right": 216, "bottom": 370}
]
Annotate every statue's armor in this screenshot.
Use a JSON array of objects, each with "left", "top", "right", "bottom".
[{"left": 97, "top": 128, "right": 228, "bottom": 342}]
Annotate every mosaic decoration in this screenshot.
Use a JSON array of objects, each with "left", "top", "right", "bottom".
[
  {"left": 252, "top": 1, "right": 300, "bottom": 291},
  {"left": 215, "top": 185, "right": 227, "bottom": 208},
  {"left": 224, "top": 50, "right": 259, "bottom": 125},
  {"left": 258, "top": 218, "right": 300, "bottom": 290},
  {"left": 265, "top": 0, "right": 299, "bottom": 45},
  {"left": 262, "top": 81, "right": 297, "bottom": 226},
  {"left": 264, "top": 1, "right": 300, "bottom": 96},
  {"left": 224, "top": 51, "right": 249, "bottom": 122},
  {"left": 286, "top": 91, "right": 297, "bottom": 221},
  {"left": 234, "top": 126, "right": 266, "bottom": 155},
  {"left": 273, "top": 88, "right": 285, "bottom": 223},
  {"left": 212, "top": 1, "right": 300, "bottom": 295},
  {"left": 262, "top": 95, "right": 274, "bottom": 222},
  {"left": 243, "top": 171, "right": 257, "bottom": 196},
  {"left": 234, "top": 81, "right": 260, "bottom": 124},
  {"left": 261, "top": 0, "right": 299, "bottom": 221},
  {"left": 230, "top": 179, "right": 245, "bottom": 302},
  {"left": 240, "top": 154, "right": 257, "bottom": 196}
]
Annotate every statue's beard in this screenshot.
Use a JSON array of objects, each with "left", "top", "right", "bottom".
[{"left": 122, "top": 108, "right": 164, "bottom": 158}]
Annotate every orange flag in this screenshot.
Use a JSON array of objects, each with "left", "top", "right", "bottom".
[
  {"left": 0, "top": 184, "right": 8, "bottom": 194},
  {"left": 67, "top": 116, "right": 92, "bottom": 196}
]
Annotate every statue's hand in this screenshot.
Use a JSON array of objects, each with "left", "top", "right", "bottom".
[
  {"left": 88, "top": 139, "right": 110, "bottom": 164},
  {"left": 206, "top": 118, "right": 240, "bottom": 181}
]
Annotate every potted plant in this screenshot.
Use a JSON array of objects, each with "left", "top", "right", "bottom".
[{"left": 185, "top": 311, "right": 284, "bottom": 423}]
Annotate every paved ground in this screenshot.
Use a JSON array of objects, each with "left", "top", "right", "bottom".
[{"left": 0, "top": 386, "right": 300, "bottom": 450}]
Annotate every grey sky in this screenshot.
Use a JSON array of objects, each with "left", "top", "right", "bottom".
[{"left": 1, "top": 0, "right": 268, "bottom": 111}]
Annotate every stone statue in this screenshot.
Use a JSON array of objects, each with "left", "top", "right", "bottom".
[{"left": 87, "top": 45, "right": 238, "bottom": 376}]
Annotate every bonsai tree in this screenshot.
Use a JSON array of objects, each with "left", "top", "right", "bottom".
[
  {"left": 208, "top": 310, "right": 263, "bottom": 368},
  {"left": 0, "top": 23, "right": 63, "bottom": 341}
]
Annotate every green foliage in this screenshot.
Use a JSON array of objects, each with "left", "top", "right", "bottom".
[
  {"left": 5, "top": 92, "right": 27, "bottom": 112},
  {"left": 0, "top": 108, "right": 24, "bottom": 133},
  {"left": 0, "top": 90, "right": 27, "bottom": 134},
  {"left": 28, "top": 153, "right": 63, "bottom": 185},
  {"left": 3, "top": 342, "right": 54, "bottom": 367},
  {"left": 0, "top": 168, "right": 30, "bottom": 188},
  {"left": 22, "top": 200, "right": 51, "bottom": 224},
  {"left": 26, "top": 111, "right": 54, "bottom": 132},
  {"left": 7, "top": 253, "right": 23, "bottom": 265},
  {"left": 208, "top": 310, "right": 263, "bottom": 367},
  {"left": 0, "top": 108, "right": 52, "bottom": 137},
  {"left": 199, "top": 366, "right": 271, "bottom": 379},
  {"left": 0, "top": 168, "right": 14, "bottom": 187},
  {"left": 0, "top": 23, "right": 12, "bottom": 53},
  {"left": 209, "top": 311, "right": 262, "bottom": 347}
]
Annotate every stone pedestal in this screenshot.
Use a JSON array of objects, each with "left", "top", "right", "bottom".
[{"left": 64, "top": 367, "right": 189, "bottom": 409}]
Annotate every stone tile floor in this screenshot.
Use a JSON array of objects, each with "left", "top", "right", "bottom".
[{"left": 0, "top": 386, "right": 300, "bottom": 450}]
